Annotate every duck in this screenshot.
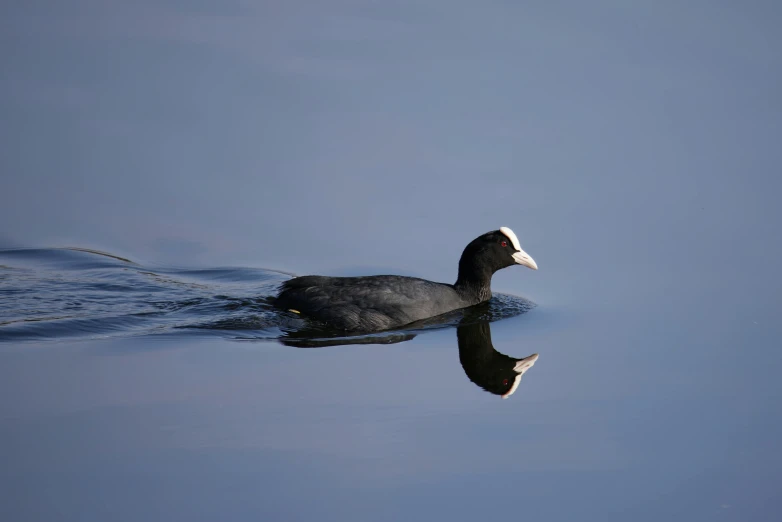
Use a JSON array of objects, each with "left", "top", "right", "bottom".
[{"left": 274, "top": 227, "right": 537, "bottom": 332}]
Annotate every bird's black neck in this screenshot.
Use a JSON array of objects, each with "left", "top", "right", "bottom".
[{"left": 454, "top": 260, "right": 493, "bottom": 304}]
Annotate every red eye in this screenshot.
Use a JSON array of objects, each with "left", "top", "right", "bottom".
[
  {"left": 500, "top": 241, "right": 508, "bottom": 247},
  {"left": 502, "top": 379, "right": 509, "bottom": 386}
]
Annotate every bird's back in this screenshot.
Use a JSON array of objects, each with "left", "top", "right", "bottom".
[{"left": 275, "top": 275, "right": 468, "bottom": 331}]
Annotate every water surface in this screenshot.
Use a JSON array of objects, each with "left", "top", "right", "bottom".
[{"left": 2, "top": 1, "right": 782, "bottom": 521}]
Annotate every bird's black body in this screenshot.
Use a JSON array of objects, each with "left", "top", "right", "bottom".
[
  {"left": 276, "top": 275, "right": 471, "bottom": 331},
  {"left": 274, "top": 228, "right": 537, "bottom": 332}
]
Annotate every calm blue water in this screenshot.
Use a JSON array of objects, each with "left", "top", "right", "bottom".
[{"left": 3, "top": 1, "right": 782, "bottom": 521}]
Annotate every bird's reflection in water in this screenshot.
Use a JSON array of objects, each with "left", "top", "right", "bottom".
[
  {"left": 281, "top": 319, "right": 539, "bottom": 399},
  {"left": 456, "top": 321, "right": 538, "bottom": 399}
]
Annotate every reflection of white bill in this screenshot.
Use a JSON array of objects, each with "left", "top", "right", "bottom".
[{"left": 502, "top": 353, "right": 540, "bottom": 399}]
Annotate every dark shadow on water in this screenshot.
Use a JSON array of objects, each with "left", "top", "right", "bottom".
[
  {"left": 456, "top": 321, "right": 539, "bottom": 399},
  {"left": 280, "top": 317, "right": 541, "bottom": 399}
]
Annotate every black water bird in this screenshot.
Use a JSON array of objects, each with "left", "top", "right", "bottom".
[{"left": 274, "top": 227, "right": 537, "bottom": 332}]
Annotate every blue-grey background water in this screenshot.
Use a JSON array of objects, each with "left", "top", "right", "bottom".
[{"left": 2, "top": 2, "right": 781, "bottom": 521}]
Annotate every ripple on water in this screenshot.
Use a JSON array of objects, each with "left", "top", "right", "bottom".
[{"left": 0, "top": 248, "right": 535, "bottom": 345}]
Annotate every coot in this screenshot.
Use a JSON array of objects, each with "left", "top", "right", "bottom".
[{"left": 274, "top": 227, "right": 537, "bottom": 332}]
